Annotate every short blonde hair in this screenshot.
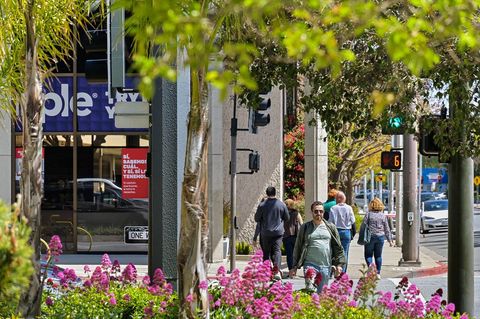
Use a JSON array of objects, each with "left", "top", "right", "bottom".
[
  {"left": 368, "top": 197, "right": 385, "bottom": 212},
  {"left": 285, "top": 199, "right": 295, "bottom": 209}
]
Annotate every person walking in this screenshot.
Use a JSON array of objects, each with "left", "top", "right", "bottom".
[
  {"left": 363, "top": 197, "right": 393, "bottom": 278},
  {"left": 323, "top": 188, "right": 338, "bottom": 221},
  {"left": 328, "top": 191, "right": 355, "bottom": 272},
  {"left": 254, "top": 186, "right": 289, "bottom": 275},
  {"left": 289, "top": 201, "right": 345, "bottom": 293},
  {"left": 283, "top": 199, "right": 303, "bottom": 275}
]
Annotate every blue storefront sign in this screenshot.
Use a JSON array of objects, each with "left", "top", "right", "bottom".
[
  {"left": 422, "top": 167, "right": 448, "bottom": 184},
  {"left": 16, "top": 76, "right": 148, "bottom": 133}
]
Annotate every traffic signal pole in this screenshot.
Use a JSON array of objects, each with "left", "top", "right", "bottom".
[
  {"left": 448, "top": 102, "right": 474, "bottom": 315},
  {"left": 399, "top": 133, "right": 421, "bottom": 266}
]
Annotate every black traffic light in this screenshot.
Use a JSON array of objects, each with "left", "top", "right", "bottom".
[
  {"left": 419, "top": 116, "right": 440, "bottom": 156},
  {"left": 249, "top": 96, "right": 271, "bottom": 134},
  {"left": 381, "top": 115, "right": 406, "bottom": 135},
  {"left": 84, "top": 29, "right": 108, "bottom": 83},
  {"left": 381, "top": 151, "right": 402, "bottom": 170},
  {"left": 248, "top": 152, "right": 260, "bottom": 172}
]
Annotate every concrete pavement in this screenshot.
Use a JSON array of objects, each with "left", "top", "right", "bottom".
[{"left": 54, "top": 240, "right": 447, "bottom": 281}]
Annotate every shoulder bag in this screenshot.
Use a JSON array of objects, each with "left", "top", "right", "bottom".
[{"left": 357, "top": 213, "right": 371, "bottom": 245}]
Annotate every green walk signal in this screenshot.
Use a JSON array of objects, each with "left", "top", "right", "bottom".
[{"left": 382, "top": 116, "right": 405, "bottom": 135}]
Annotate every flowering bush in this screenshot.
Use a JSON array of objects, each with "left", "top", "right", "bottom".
[
  {"left": 41, "top": 252, "right": 178, "bottom": 318},
  {"left": 210, "top": 250, "right": 300, "bottom": 318},
  {"left": 38, "top": 237, "right": 471, "bottom": 319},
  {"left": 284, "top": 123, "right": 305, "bottom": 201},
  {"left": 295, "top": 266, "right": 468, "bottom": 319}
]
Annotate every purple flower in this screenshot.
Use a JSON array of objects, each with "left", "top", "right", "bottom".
[
  {"left": 109, "top": 296, "right": 117, "bottom": 305},
  {"left": 186, "top": 294, "right": 194, "bottom": 302},
  {"left": 45, "top": 296, "right": 54, "bottom": 307},
  {"left": 123, "top": 294, "right": 131, "bottom": 302},
  {"left": 112, "top": 260, "right": 121, "bottom": 272},
  {"left": 48, "top": 235, "right": 63, "bottom": 257}
]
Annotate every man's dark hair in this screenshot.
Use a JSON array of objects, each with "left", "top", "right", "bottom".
[
  {"left": 266, "top": 186, "right": 276, "bottom": 197},
  {"left": 310, "top": 200, "right": 323, "bottom": 212}
]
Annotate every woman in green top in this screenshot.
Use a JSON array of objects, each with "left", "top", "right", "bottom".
[
  {"left": 290, "top": 201, "right": 345, "bottom": 293},
  {"left": 323, "top": 188, "right": 338, "bottom": 221}
]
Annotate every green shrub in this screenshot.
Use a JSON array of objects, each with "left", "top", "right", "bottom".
[
  {"left": 0, "top": 201, "right": 34, "bottom": 317},
  {"left": 236, "top": 241, "right": 252, "bottom": 255},
  {"left": 41, "top": 285, "right": 178, "bottom": 319}
]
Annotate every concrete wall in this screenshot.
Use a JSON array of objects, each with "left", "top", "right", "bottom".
[
  {"left": 208, "top": 84, "right": 224, "bottom": 262},
  {"left": 223, "top": 88, "right": 284, "bottom": 244},
  {"left": 0, "top": 112, "right": 12, "bottom": 204}
]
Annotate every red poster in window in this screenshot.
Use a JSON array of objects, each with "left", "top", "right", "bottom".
[{"left": 122, "top": 148, "right": 149, "bottom": 199}]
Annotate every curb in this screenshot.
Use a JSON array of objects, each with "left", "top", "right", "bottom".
[{"left": 397, "top": 261, "right": 448, "bottom": 278}]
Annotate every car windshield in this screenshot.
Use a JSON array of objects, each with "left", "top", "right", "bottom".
[{"left": 424, "top": 201, "right": 448, "bottom": 211}]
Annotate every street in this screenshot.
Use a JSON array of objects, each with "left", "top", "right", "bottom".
[{"left": 419, "top": 209, "right": 480, "bottom": 273}]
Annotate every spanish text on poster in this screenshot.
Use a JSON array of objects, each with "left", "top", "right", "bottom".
[{"left": 122, "top": 148, "right": 149, "bottom": 199}]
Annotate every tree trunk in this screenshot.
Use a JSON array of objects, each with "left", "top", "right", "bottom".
[
  {"left": 17, "top": 3, "right": 44, "bottom": 316},
  {"left": 177, "top": 67, "right": 210, "bottom": 318}
]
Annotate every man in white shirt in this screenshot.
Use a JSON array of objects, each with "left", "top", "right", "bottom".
[{"left": 329, "top": 191, "right": 355, "bottom": 272}]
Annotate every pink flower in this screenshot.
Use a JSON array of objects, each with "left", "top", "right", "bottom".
[
  {"left": 153, "top": 268, "right": 165, "bottom": 285},
  {"left": 101, "top": 253, "right": 112, "bottom": 270},
  {"left": 305, "top": 267, "right": 316, "bottom": 280},
  {"left": 48, "top": 235, "right": 63, "bottom": 257},
  {"left": 83, "top": 265, "right": 91, "bottom": 274},
  {"left": 198, "top": 280, "right": 208, "bottom": 290},
  {"left": 142, "top": 275, "right": 151, "bottom": 286},
  {"left": 123, "top": 294, "right": 131, "bottom": 302},
  {"left": 121, "top": 263, "right": 137, "bottom": 283},
  {"left": 185, "top": 294, "right": 194, "bottom": 302},
  {"left": 109, "top": 296, "right": 117, "bottom": 305}
]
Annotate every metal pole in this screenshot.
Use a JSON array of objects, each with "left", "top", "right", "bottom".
[
  {"left": 395, "top": 135, "right": 403, "bottom": 247},
  {"left": 448, "top": 103, "right": 474, "bottom": 315},
  {"left": 229, "top": 95, "right": 237, "bottom": 272},
  {"left": 379, "top": 177, "right": 383, "bottom": 203},
  {"left": 388, "top": 136, "right": 394, "bottom": 214},
  {"left": 370, "top": 169, "right": 375, "bottom": 201},
  {"left": 363, "top": 175, "right": 368, "bottom": 211},
  {"left": 399, "top": 133, "right": 420, "bottom": 265},
  {"left": 418, "top": 154, "right": 422, "bottom": 215}
]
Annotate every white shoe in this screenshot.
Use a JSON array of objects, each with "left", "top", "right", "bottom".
[{"left": 376, "top": 274, "right": 381, "bottom": 280}]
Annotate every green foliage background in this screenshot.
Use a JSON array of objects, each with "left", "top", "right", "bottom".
[{"left": 0, "top": 201, "right": 34, "bottom": 317}]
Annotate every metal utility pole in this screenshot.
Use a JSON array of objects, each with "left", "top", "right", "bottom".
[
  {"left": 448, "top": 105, "right": 474, "bottom": 315},
  {"left": 379, "top": 176, "right": 383, "bottom": 203},
  {"left": 394, "top": 135, "right": 403, "bottom": 247},
  {"left": 399, "top": 133, "right": 420, "bottom": 265}
]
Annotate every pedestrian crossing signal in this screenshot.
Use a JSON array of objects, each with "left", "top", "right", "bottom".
[{"left": 381, "top": 151, "right": 402, "bottom": 170}]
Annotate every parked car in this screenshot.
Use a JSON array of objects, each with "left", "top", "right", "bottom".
[{"left": 420, "top": 199, "right": 448, "bottom": 233}]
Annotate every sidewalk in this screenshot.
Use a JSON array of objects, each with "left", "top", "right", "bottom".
[
  {"left": 207, "top": 241, "right": 447, "bottom": 280},
  {"left": 55, "top": 241, "right": 447, "bottom": 280}
]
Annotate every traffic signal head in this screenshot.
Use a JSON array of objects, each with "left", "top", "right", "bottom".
[
  {"left": 419, "top": 116, "right": 440, "bottom": 156},
  {"left": 381, "top": 115, "right": 405, "bottom": 135},
  {"left": 248, "top": 152, "right": 260, "bottom": 172},
  {"left": 381, "top": 151, "right": 402, "bottom": 170},
  {"left": 249, "top": 96, "right": 271, "bottom": 134}
]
